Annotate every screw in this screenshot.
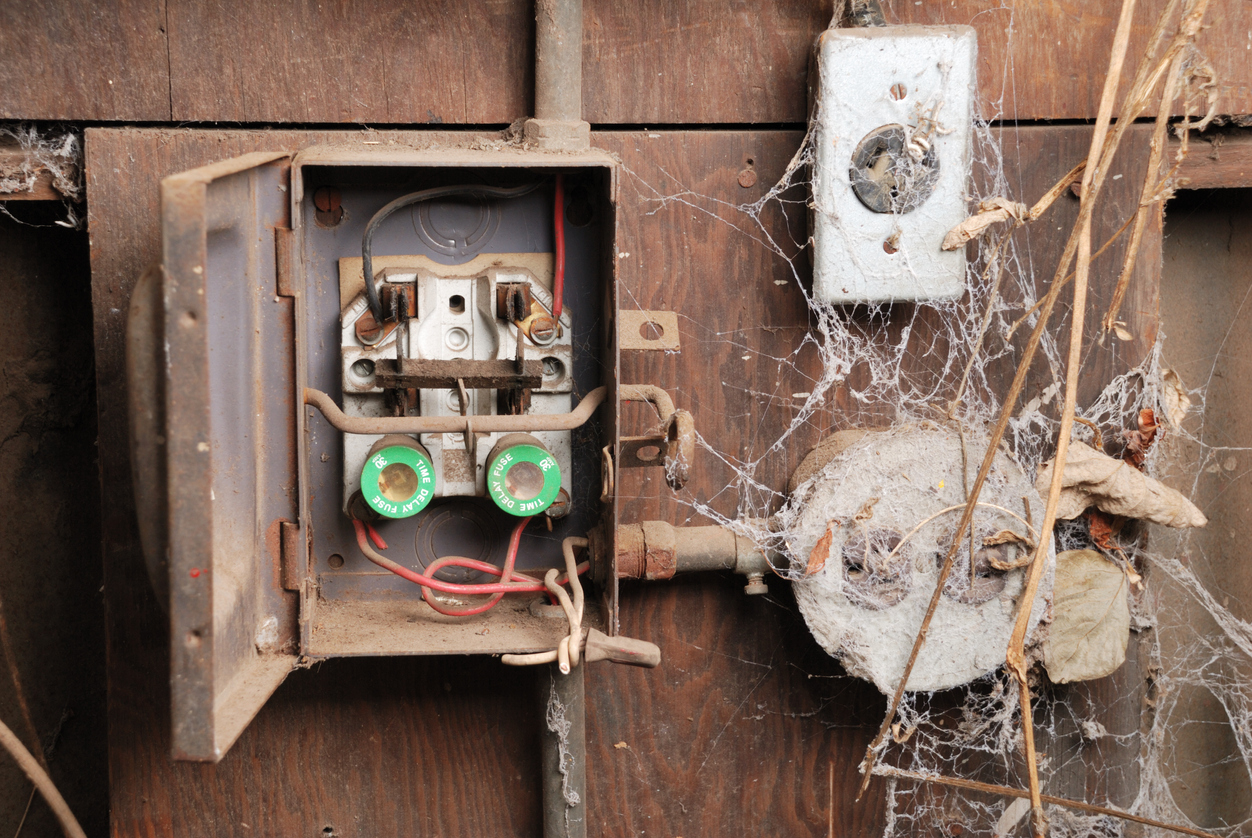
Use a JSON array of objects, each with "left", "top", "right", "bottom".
[
  {"left": 738, "top": 167, "right": 758, "bottom": 188},
  {"left": 744, "top": 572, "right": 768, "bottom": 596},
  {"left": 314, "top": 187, "right": 344, "bottom": 227},
  {"left": 529, "top": 315, "right": 558, "bottom": 344},
  {"left": 545, "top": 488, "right": 572, "bottom": 519}
]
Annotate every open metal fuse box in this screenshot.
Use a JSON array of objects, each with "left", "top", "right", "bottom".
[{"left": 127, "top": 145, "right": 679, "bottom": 760}]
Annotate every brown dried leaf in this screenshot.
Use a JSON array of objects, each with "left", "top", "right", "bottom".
[
  {"left": 940, "top": 197, "right": 1028, "bottom": 250},
  {"left": 1161, "top": 367, "right": 1192, "bottom": 429},
  {"left": 1036, "top": 441, "right": 1207, "bottom": 528},
  {"left": 1122, "top": 408, "right": 1160, "bottom": 471},
  {"left": 1043, "top": 550, "right": 1130, "bottom": 684},
  {"left": 1083, "top": 508, "right": 1125, "bottom": 550},
  {"left": 983, "top": 529, "right": 1030, "bottom": 546},
  {"left": 806, "top": 521, "right": 836, "bottom": 576}
]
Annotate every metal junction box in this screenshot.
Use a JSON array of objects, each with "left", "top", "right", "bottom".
[
  {"left": 128, "top": 145, "right": 631, "bottom": 760},
  {"left": 810, "top": 25, "right": 977, "bottom": 304}
]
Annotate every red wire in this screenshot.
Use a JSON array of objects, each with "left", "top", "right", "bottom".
[
  {"left": 421, "top": 516, "right": 530, "bottom": 616},
  {"left": 552, "top": 174, "right": 565, "bottom": 322},
  {"left": 352, "top": 518, "right": 589, "bottom": 616}
]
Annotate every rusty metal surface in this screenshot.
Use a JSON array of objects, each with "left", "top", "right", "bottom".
[
  {"left": 160, "top": 152, "right": 299, "bottom": 760},
  {"left": 618, "top": 310, "right": 680, "bottom": 351},
  {"left": 375, "top": 357, "right": 544, "bottom": 390},
  {"left": 126, "top": 262, "right": 169, "bottom": 610},
  {"left": 304, "top": 385, "right": 607, "bottom": 435}
]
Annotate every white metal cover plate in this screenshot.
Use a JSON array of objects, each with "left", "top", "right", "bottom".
[{"left": 811, "top": 25, "right": 976, "bottom": 304}]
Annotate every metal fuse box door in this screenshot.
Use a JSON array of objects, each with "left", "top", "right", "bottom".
[{"left": 129, "top": 152, "right": 301, "bottom": 761}]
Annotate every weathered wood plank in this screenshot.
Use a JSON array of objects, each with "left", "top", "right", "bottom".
[
  {"left": 6, "top": 1, "right": 1251, "bottom": 124},
  {"left": 1175, "top": 131, "right": 1252, "bottom": 189},
  {"left": 88, "top": 125, "right": 1160, "bottom": 836},
  {"left": 0, "top": 0, "right": 170, "bottom": 121},
  {"left": 165, "top": 0, "right": 533, "bottom": 124}
]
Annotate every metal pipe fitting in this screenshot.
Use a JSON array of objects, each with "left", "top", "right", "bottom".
[
  {"left": 614, "top": 521, "right": 775, "bottom": 592},
  {"left": 526, "top": 0, "right": 591, "bottom": 150}
]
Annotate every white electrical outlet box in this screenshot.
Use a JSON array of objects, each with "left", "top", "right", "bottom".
[{"left": 810, "top": 25, "right": 976, "bottom": 304}]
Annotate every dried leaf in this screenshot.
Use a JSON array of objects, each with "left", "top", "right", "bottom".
[
  {"left": 806, "top": 521, "right": 836, "bottom": 576},
  {"left": 940, "top": 197, "right": 1028, "bottom": 250},
  {"left": 1043, "top": 550, "right": 1130, "bottom": 684},
  {"left": 1122, "top": 408, "right": 1160, "bottom": 471},
  {"left": 1112, "top": 323, "right": 1134, "bottom": 342},
  {"left": 1161, "top": 367, "right": 1192, "bottom": 429},
  {"left": 983, "top": 529, "right": 1030, "bottom": 546},
  {"left": 1036, "top": 441, "right": 1207, "bottom": 528},
  {"left": 613, "top": 741, "right": 629, "bottom": 750},
  {"left": 1083, "top": 508, "right": 1125, "bottom": 550}
]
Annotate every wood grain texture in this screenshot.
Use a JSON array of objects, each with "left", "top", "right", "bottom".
[
  {"left": 0, "top": 0, "right": 170, "bottom": 121},
  {"left": 6, "top": 0, "right": 1252, "bottom": 124},
  {"left": 1175, "top": 131, "right": 1252, "bottom": 189},
  {"left": 87, "top": 125, "right": 1160, "bottom": 836},
  {"left": 165, "top": 0, "right": 532, "bottom": 124}
]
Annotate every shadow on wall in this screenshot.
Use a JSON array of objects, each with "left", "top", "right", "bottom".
[
  {"left": 1155, "top": 188, "right": 1252, "bottom": 829},
  {"left": 0, "top": 201, "right": 106, "bottom": 835}
]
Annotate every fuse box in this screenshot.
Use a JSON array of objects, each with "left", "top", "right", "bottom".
[{"left": 127, "top": 145, "right": 669, "bottom": 760}]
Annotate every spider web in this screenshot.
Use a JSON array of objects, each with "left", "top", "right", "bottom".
[{"left": 612, "top": 2, "right": 1245, "bottom": 834}]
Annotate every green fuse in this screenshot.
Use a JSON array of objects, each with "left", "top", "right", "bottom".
[
  {"left": 486, "top": 434, "right": 562, "bottom": 517},
  {"left": 359, "top": 435, "right": 436, "bottom": 519}
]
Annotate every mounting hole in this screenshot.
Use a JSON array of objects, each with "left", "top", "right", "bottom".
[
  {"left": 444, "top": 389, "right": 463, "bottom": 412},
  {"left": 890, "top": 82, "right": 907, "bottom": 100},
  {"left": 541, "top": 357, "right": 565, "bottom": 384},
  {"left": 328, "top": 553, "right": 344, "bottom": 569},
  {"left": 841, "top": 528, "right": 911, "bottom": 609},
  {"left": 939, "top": 532, "right": 1011, "bottom": 605},
  {"left": 449, "top": 295, "right": 465, "bottom": 314},
  {"left": 639, "top": 320, "right": 664, "bottom": 340},
  {"left": 351, "top": 358, "right": 375, "bottom": 380},
  {"left": 185, "top": 630, "right": 202, "bottom": 648},
  {"left": 636, "top": 444, "right": 661, "bottom": 462}
]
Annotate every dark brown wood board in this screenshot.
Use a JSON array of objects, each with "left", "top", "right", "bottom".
[
  {"left": 7, "top": 1, "right": 1252, "bottom": 124},
  {"left": 0, "top": 0, "right": 170, "bottom": 121},
  {"left": 165, "top": 0, "right": 534, "bottom": 124},
  {"left": 87, "top": 125, "right": 1159, "bottom": 836}
]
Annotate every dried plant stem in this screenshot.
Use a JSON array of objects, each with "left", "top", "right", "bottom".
[
  {"left": 873, "top": 766, "right": 1222, "bottom": 838},
  {"left": 1101, "top": 50, "right": 1184, "bottom": 336},
  {"left": 1007, "top": 1, "right": 1139, "bottom": 834},
  {"left": 856, "top": 0, "right": 1142, "bottom": 811}
]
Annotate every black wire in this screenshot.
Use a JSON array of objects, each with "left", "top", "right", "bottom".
[{"left": 360, "top": 182, "right": 544, "bottom": 322}]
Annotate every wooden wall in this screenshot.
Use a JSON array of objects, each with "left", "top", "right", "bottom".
[
  {"left": 3, "top": 1, "right": 1251, "bottom": 125},
  {"left": 0, "top": 0, "right": 1246, "bottom": 836}
]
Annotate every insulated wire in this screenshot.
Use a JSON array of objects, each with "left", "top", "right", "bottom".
[
  {"left": 0, "top": 716, "right": 86, "bottom": 838},
  {"left": 552, "top": 174, "right": 566, "bottom": 321},
  {"left": 352, "top": 519, "right": 587, "bottom": 612},
  {"left": 360, "top": 181, "right": 544, "bottom": 323}
]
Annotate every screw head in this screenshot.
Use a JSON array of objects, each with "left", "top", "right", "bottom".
[{"left": 528, "top": 315, "right": 558, "bottom": 344}]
